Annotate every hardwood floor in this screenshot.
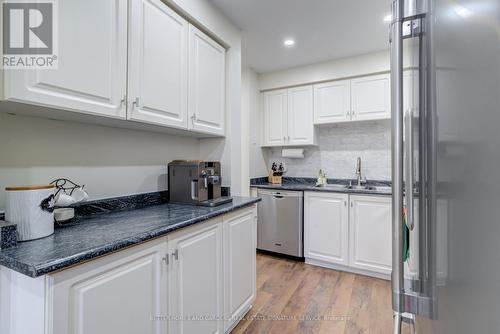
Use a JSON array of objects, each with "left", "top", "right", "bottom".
[{"left": 232, "top": 253, "right": 407, "bottom": 334}]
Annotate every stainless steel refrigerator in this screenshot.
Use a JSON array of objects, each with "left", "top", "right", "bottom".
[{"left": 390, "top": 0, "right": 500, "bottom": 333}]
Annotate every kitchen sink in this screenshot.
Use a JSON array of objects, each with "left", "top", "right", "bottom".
[{"left": 318, "top": 184, "right": 350, "bottom": 190}]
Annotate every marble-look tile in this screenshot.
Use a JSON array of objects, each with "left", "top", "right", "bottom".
[
  {"left": 0, "top": 221, "right": 17, "bottom": 249},
  {"left": 0, "top": 196, "right": 260, "bottom": 277},
  {"left": 268, "top": 120, "right": 391, "bottom": 181}
]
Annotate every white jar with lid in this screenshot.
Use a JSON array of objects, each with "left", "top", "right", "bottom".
[{"left": 5, "top": 185, "right": 55, "bottom": 241}]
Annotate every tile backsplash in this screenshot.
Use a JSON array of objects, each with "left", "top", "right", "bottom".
[{"left": 268, "top": 120, "right": 391, "bottom": 180}]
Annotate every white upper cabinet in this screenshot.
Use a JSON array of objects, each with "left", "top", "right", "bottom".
[
  {"left": 287, "top": 86, "right": 315, "bottom": 145},
  {"left": 350, "top": 73, "right": 391, "bottom": 121},
  {"left": 2, "top": 1, "right": 227, "bottom": 137},
  {"left": 262, "top": 89, "right": 287, "bottom": 146},
  {"left": 188, "top": 25, "right": 226, "bottom": 136},
  {"left": 4, "top": 0, "right": 128, "bottom": 119},
  {"left": 262, "top": 73, "right": 391, "bottom": 142},
  {"left": 262, "top": 87, "right": 316, "bottom": 147},
  {"left": 349, "top": 195, "right": 392, "bottom": 275},
  {"left": 304, "top": 192, "right": 349, "bottom": 266},
  {"left": 313, "top": 80, "right": 351, "bottom": 124},
  {"left": 128, "top": 0, "right": 188, "bottom": 129}
]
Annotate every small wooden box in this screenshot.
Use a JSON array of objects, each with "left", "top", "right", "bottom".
[{"left": 268, "top": 175, "right": 282, "bottom": 184}]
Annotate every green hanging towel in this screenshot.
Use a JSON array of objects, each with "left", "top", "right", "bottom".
[{"left": 403, "top": 207, "right": 410, "bottom": 262}]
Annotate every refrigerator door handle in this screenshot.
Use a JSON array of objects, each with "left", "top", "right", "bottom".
[
  {"left": 390, "top": 0, "right": 405, "bottom": 325},
  {"left": 405, "top": 109, "right": 415, "bottom": 231}
]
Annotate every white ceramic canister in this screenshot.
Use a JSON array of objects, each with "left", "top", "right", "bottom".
[{"left": 5, "top": 185, "right": 56, "bottom": 241}]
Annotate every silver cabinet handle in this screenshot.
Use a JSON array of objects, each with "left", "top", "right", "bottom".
[
  {"left": 404, "top": 109, "right": 415, "bottom": 231},
  {"left": 132, "top": 97, "right": 139, "bottom": 107},
  {"left": 172, "top": 249, "right": 179, "bottom": 260},
  {"left": 162, "top": 254, "right": 169, "bottom": 265},
  {"left": 390, "top": 0, "right": 405, "bottom": 323}
]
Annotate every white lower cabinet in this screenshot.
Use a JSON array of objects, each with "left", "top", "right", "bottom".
[
  {"left": 348, "top": 195, "right": 392, "bottom": 276},
  {"left": 168, "top": 219, "right": 224, "bottom": 334},
  {"left": 51, "top": 238, "right": 168, "bottom": 334},
  {"left": 304, "top": 192, "right": 349, "bottom": 266},
  {"left": 223, "top": 207, "right": 257, "bottom": 332},
  {"left": 304, "top": 192, "right": 391, "bottom": 278},
  {"left": 0, "top": 206, "right": 257, "bottom": 334}
]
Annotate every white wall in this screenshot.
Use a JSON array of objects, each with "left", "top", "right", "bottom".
[
  {"left": 0, "top": 113, "right": 199, "bottom": 211},
  {"left": 258, "top": 50, "right": 390, "bottom": 91},
  {"left": 243, "top": 67, "right": 268, "bottom": 179},
  {"left": 242, "top": 68, "right": 268, "bottom": 183},
  {"left": 268, "top": 120, "right": 391, "bottom": 180}
]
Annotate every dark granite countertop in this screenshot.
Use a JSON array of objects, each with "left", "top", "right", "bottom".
[
  {"left": 250, "top": 177, "right": 392, "bottom": 196},
  {"left": 0, "top": 196, "right": 260, "bottom": 278}
]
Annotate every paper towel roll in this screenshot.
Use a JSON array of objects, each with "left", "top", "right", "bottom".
[{"left": 282, "top": 148, "right": 304, "bottom": 158}]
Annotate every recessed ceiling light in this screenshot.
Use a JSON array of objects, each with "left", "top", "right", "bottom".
[
  {"left": 383, "top": 14, "right": 393, "bottom": 22},
  {"left": 454, "top": 5, "right": 472, "bottom": 18},
  {"left": 283, "top": 39, "right": 295, "bottom": 47}
]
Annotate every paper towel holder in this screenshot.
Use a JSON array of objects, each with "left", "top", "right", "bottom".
[{"left": 281, "top": 148, "right": 304, "bottom": 159}]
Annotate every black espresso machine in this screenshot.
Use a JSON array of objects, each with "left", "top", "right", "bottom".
[{"left": 168, "top": 160, "right": 232, "bottom": 207}]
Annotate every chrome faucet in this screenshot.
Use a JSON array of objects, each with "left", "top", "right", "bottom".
[{"left": 355, "top": 157, "right": 365, "bottom": 186}]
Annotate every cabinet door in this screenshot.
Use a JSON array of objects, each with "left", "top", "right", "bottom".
[
  {"left": 262, "top": 89, "right": 287, "bottom": 146},
  {"left": 51, "top": 239, "right": 168, "bottom": 334},
  {"left": 304, "top": 192, "right": 349, "bottom": 265},
  {"left": 4, "top": 0, "right": 127, "bottom": 119},
  {"left": 287, "top": 86, "right": 315, "bottom": 145},
  {"left": 169, "top": 221, "right": 223, "bottom": 334},
  {"left": 351, "top": 74, "right": 391, "bottom": 121},
  {"left": 128, "top": 0, "right": 188, "bottom": 129},
  {"left": 349, "top": 195, "right": 392, "bottom": 275},
  {"left": 313, "top": 80, "right": 351, "bottom": 124},
  {"left": 188, "top": 25, "right": 225, "bottom": 136},
  {"left": 223, "top": 207, "right": 257, "bottom": 332}
]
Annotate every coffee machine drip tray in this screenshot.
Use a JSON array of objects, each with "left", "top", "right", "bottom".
[{"left": 197, "top": 196, "right": 233, "bottom": 207}]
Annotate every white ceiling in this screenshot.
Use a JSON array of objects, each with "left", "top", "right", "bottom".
[{"left": 207, "top": 0, "right": 392, "bottom": 73}]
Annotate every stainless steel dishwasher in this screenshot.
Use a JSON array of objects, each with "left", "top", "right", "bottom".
[{"left": 257, "top": 189, "right": 303, "bottom": 257}]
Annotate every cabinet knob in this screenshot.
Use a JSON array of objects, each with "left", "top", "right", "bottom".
[{"left": 162, "top": 254, "right": 169, "bottom": 265}]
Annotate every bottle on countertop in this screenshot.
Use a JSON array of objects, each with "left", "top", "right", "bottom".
[{"left": 316, "top": 169, "right": 327, "bottom": 186}]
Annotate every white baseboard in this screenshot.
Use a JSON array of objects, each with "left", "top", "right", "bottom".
[{"left": 305, "top": 258, "right": 390, "bottom": 280}]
